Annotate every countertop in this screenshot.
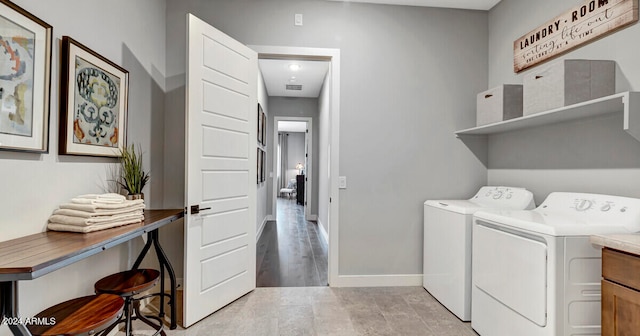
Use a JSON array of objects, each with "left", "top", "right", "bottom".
[{"left": 590, "top": 233, "right": 640, "bottom": 256}]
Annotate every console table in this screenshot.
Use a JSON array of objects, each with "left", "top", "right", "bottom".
[{"left": 0, "top": 209, "right": 184, "bottom": 336}]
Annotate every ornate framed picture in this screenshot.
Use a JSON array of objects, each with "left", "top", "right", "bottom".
[
  {"left": 0, "top": 0, "right": 52, "bottom": 153},
  {"left": 59, "top": 36, "right": 128, "bottom": 157}
]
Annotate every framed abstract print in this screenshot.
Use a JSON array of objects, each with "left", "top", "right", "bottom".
[
  {"left": 59, "top": 36, "right": 128, "bottom": 157},
  {"left": 0, "top": 0, "right": 52, "bottom": 153}
]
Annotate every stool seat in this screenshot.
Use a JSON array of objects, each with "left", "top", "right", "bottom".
[
  {"left": 95, "top": 269, "right": 160, "bottom": 296},
  {"left": 27, "top": 294, "right": 124, "bottom": 336},
  {"left": 95, "top": 269, "right": 165, "bottom": 336}
]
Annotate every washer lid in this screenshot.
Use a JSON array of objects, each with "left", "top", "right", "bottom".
[
  {"left": 424, "top": 186, "right": 535, "bottom": 215},
  {"left": 474, "top": 209, "right": 640, "bottom": 237},
  {"left": 425, "top": 200, "right": 488, "bottom": 215}
]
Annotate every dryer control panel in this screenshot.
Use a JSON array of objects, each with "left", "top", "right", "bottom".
[
  {"left": 472, "top": 186, "right": 535, "bottom": 210},
  {"left": 538, "top": 192, "right": 640, "bottom": 231}
]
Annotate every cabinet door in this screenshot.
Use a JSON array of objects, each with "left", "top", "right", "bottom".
[{"left": 602, "top": 279, "right": 640, "bottom": 336}]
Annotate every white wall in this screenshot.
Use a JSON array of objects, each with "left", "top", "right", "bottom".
[
  {"left": 487, "top": 0, "right": 640, "bottom": 204},
  {"left": 0, "top": 1, "right": 166, "bottom": 335},
  {"left": 165, "top": 0, "right": 488, "bottom": 279}
]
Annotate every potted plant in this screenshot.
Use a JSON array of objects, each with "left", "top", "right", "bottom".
[{"left": 118, "top": 144, "right": 150, "bottom": 200}]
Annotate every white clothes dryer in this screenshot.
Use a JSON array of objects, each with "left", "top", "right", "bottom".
[
  {"left": 471, "top": 192, "right": 640, "bottom": 336},
  {"left": 423, "top": 186, "right": 535, "bottom": 321}
]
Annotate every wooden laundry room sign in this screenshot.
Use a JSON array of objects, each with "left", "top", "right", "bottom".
[{"left": 514, "top": 0, "right": 638, "bottom": 73}]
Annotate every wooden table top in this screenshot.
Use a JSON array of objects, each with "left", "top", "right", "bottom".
[{"left": 0, "top": 209, "right": 184, "bottom": 281}]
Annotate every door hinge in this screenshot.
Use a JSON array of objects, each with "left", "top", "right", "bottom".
[
  {"left": 305, "top": 177, "right": 308, "bottom": 182},
  {"left": 306, "top": 129, "right": 309, "bottom": 133},
  {"left": 305, "top": 153, "right": 308, "bottom": 157},
  {"left": 330, "top": 197, "right": 332, "bottom": 203}
]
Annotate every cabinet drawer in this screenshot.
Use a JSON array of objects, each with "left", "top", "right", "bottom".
[
  {"left": 603, "top": 248, "right": 640, "bottom": 289},
  {"left": 602, "top": 280, "right": 640, "bottom": 336}
]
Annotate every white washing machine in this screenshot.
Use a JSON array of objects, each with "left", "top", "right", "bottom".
[
  {"left": 423, "top": 186, "right": 535, "bottom": 321},
  {"left": 471, "top": 192, "right": 640, "bottom": 336}
]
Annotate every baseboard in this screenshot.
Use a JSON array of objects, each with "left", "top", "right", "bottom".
[
  {"left": 266, "top": 214, "right": 275, "bottom": 221},
  {"left": 332, "top": 274, "right": 423, "bottom": 287},
  {"left": 165, "top": 277, "right": 184, "bottom": 290},
  {"left": 256, "top": 216, "right": 269, "bottom": 242},
  {"left": 306, "top": 214, "right": 318, "bottom": 221},
  {"left": 317, "top": 218, "right": 329, "bottom": 245}
]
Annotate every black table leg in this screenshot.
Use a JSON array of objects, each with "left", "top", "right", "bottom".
[
  {"left": 1, "top": 281, "right": 32, "bottom": 336},
  {"left": 152, "top": 230, "right": 177, "bottom": 330},
  {"left": 131, "top": 229, "right": 178, "bottom": 330},
  {"left": 131, "top": 232, "right": 154, "bottom": 270}
]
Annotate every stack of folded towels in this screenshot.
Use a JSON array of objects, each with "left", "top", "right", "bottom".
[{"left": 48, "top": 193, "right": 145, "bottom": 233}]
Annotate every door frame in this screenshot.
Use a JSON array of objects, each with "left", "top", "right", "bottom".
[
  {"left": 250, "top": 45, "right": 341, "bottom": 286},
  {"left": 273, "top": 117, "right": 313, "bottom": 221}
]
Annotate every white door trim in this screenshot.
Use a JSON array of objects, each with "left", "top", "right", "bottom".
[
  {"left": 273, "top": 116, "right": 313, "bottom": 220},
  {"left": 249, "top": 45, "right": 340, "bottom": 287}
]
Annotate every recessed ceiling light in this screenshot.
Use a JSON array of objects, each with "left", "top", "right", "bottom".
[{"left": 289, "top": 64, "right": 301, "bottom": 71}]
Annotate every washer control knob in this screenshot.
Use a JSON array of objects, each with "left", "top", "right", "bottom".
[
  {"left": 601, "top": 204, "right": 612, "bottom": 212},
  {"left": 493, "top": 191, "right": 503, "bottom": 199},
  {"left": 506, "top": 193, "right": 512, "bottom": 199},
  {"left": 576, "top": 199, "right": 593, "bottom": 211}
]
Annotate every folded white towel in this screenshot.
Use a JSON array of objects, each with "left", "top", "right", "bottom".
[
  {"left": 49, "top": 212, "right": 144, "bottom": 226},
  {"left": 47, "top": 217, "right": 143, "bottom": 233},
  {"left": 77, "top": 193, "right": 127, "bottom": 201},
  {"left": 59, "top": 199, "right": 144, "bottom": 213},
  {"left": 53, "top": 205, "right": 145, "bottom": 218},
  {"left": 73, "top": 193, "right": 127, "bottom": 205}
]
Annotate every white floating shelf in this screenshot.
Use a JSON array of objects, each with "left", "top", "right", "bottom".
[{"left": 456, "top": 91, "right": 640, "bottom": 141}]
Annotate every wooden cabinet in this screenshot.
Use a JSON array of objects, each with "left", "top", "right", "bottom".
[
  {"left": 296, "top": 175, "right": 305, "bottom": 205},
  {"left": 602, "top": 247, "right": 640, "bottom": 335}
]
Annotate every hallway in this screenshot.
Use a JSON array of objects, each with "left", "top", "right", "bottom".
[{"left": 256, "top": 197, "right": 328, "bottom": 287}]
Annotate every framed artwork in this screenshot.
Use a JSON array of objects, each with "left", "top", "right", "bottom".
[
  {"left": 260, "top": 149, "right": 266, "bottom": 182},
  {"left": 256, "top": 147, "right": 262, "bottom": 184},
  {"left": 0, "top": 0, "right": 52, "bottom": 153},
  {"left": 257, "top": 103, "right": 263, "bottom": 144},
  {"left": 59, "top": 36, "right": 128, "bottom": 157},
  {"left": 261, "top": 110, "right": 267, "bottom": 147}
]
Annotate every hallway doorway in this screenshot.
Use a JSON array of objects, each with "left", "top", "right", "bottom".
[{"left": 252, "top": 45, "right": 341, "bottom": 286}]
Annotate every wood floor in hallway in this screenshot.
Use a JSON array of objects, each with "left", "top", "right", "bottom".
[{"left": 256, "top": 197, "right": 328, "bottom": 287}]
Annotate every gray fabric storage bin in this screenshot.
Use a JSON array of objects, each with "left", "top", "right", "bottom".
[
  {"left": 523, "top": 60, "right": 615, "bottom": 116},
  {"left": 476, "top": 85, "right": 523, "bottom": 126}
]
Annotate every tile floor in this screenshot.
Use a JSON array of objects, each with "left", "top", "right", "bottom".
[{"left": 133, "top": 286, "right": 477, "bottom": 336}]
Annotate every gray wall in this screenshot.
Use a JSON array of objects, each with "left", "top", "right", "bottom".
[
  {"left": 318, "top": 74, "right": 331, "bottom": 235},
  {"left": 0, "top": 1, "right": 166, "bottom": 335},
  {"left": 165, "top": 0, "right": 488, "bottom": 277},
  {"left": 257, "top": 72, "right": 270, "bottom": 233},
  {"left": 487, "top": 0, "right": 640, "bottom": 204},
  {"left": 269, "top": 97, "right": 320, "bottom": 216}
]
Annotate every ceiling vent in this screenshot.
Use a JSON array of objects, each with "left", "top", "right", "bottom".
[{"left": 286, "top": 84, "right": 303, "bottom": 91}]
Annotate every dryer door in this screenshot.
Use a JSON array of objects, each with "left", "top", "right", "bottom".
[{"left": 473, "top": 222, "right": 548, "bottom": 326}]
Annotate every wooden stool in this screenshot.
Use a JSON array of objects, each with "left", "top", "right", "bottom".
[
  {"left": 26, "top": 294, "right": 124, "bottom": 336},
  {"left": 94, "top": 269, "right": 164, "bottom": 336}
]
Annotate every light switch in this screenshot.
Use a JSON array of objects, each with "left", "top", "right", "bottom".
[
  {"left": 339, "top": 176, "right": 347, "bottom": 189},
  {"left": 295, "top": 14, "right": 303, "bottom": 26}
]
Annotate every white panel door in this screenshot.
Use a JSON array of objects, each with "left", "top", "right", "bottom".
[{"left": 184, "top": 13, "right": 257, "bottom": 327}]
